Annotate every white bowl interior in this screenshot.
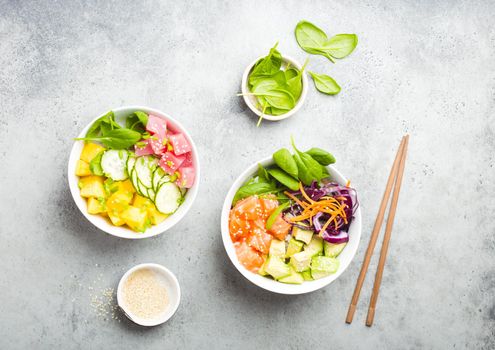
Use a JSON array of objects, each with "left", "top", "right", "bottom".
[
  {"left": 68, "top": 105, "right": 200, "bottom": 239},
  {"left": 241, "top": 55, "right": 308, "bottom": 121},
  {"left": 117, "top": 263, "right": 181, "bottom": 327},
  {"left": 221, "top": 156, "right": 362, "bottom": 295}
]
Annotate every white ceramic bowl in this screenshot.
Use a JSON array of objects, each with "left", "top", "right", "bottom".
[
  {"left": 117, "top": 263, "right": 181, "bottom": 327},
  {"left": 241, "top": 55, "right": 308, "bottom": 121},
  {"left": 221, "top": 156, "right": 362, "bottom": 295},
  {"left": 68, "top": 106, "right": 200, "bottom": 239}
]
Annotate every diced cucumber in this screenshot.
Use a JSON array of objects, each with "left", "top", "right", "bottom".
[
  {"left": 155, "top": 182, "right": 182, "bottom": 214},
  {"left": 311, "top": 256, "right": 339, "bottom": 280},
  {"left": 135, "top": 156, "right": 157, "bottom": 188},
  {"left": 324, "top": 242, "right": 347, "bottom": 258},
  {"left": 101, "top": 150, "right": 129, "bottom": 181}
]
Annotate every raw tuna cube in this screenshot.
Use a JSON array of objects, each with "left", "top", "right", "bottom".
[
  {"left": 176, "top": 166, "right": 195, "bottom": 188},
  {"left": 159, "top": 152, "right": 185, "bottom": 174},
  {"left": 169, "top": 133, "right": 191, "bottom": 156},
  {"left": 149, "top": 137, "right": 166, "bottom": 155},
  {"left": 146, "top": 114, "right": 167, "bottom": 140},
  {"left": 134, "top": 139, "right": 154, "bottom": 156},
  {"left": 181, "top": 152, "right": 193, "bottom": 167}
]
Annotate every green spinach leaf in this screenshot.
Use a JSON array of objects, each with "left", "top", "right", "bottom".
[
  {"left": 295, "top": 20, "right": 335, "bottom": 62},
  {"left": 323, "top": 34, "right": 358, "bottom": 59},
  {"left": 291, "top": 136, "right": 323, "bottom": 185},
  {"left": 309, "top": 71, "right": 341, "bottom": 95},
  {"left": 268, "top": 168, "right": 299, "bottom": 191},
  {"left": 305, "top": 147, "right": 336, "bottom": 165},
  {"left": 126, "top": 111, "right": 149, "bottom": 132},
  {"left": 76, "top": 128, "right": 141, "bottom": 149},
  {"left": 233, "top": 182, "right": 278, "bottom": 204},
  {"left": 273, "top": 148, "right": 298, "bottom": 178}
]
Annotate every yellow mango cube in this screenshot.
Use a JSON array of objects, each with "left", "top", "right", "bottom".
[
  {"left": 133, "top": 194, "right": 153, "bottom": 208},
  {"left": 108, "top": 210, "right": 125, "bottom": 226},
  {"left": 80, "top": 142, "right": 105, "bottom": 163},
  {"left": 105, "top": 191, "right": 133, "bottom": 226},
  {"left": 79, "top": 176, "right": 106, "bottom": 198},
  {"left": 75, "top": 160, "right": 91, "bottom": 176},
  {"left": 121, "top": 206, "right": 149, "bottom": 232},
  {"left": 148, "top": 207, "right": 168, "bottom": 225},
  {"left": 133, "top": 195, "right": 168, "bottom": 225},
  {"left": 87, "top": 197, "right": 106, "bottom": 214}
]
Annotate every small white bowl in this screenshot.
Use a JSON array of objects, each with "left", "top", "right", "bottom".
[
  {"left": 241, "top": 55, "right": 308, "bottom": 121},
  {"left": 117, "top": 263, "right": 181, "bottom": 327},
  {"left": 68, "top": 105, "right": 200, "bottom": 239},
  {"left": 221, "top": 156, "right": 362, "bottom": 295}
]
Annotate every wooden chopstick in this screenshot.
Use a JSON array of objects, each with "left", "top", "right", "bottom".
[
  {"left": 345, "top": 136, "right": 407, "bottom": 324},
  {"left": 365, "top": 134, "right": 409, "bottom": 326}
]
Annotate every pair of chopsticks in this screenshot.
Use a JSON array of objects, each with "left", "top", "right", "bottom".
[{"left": 346, "top": 135, "right": 409, "bottom": 327}]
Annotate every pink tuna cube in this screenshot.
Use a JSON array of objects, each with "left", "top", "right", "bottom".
[
  {"left": 146, "top": 114, "right": 167, "bottom": 140},
  {"left": 159, "top": 151, "right": 185, "bottom": 174},
  {"left": 176, "top": 166, "right": 195, "bottom": 188},
  {"left": 169, "top": 133, "right": 192, "bottom": 156},
  {"left": 134, "top": 139, "right": 154, "bottom": 156}
]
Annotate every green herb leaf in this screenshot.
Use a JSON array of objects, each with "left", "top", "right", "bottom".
[
  {"left": 76, "top": 128, "right": 141, "bottom": 149},
  {"left": 273, "top": 148, "right": 298, "bottom": 178},
  {"left": 233, "top": 182, "right": 278, "bottom": 204},
  {"left": 249, "top": 42, "right": 282, "bottom": 85},
  {"left": 86, "top": 111, "right": 120, "bottom": 138},
  {"left": 89, "top": 150, "right": 105, "bottom": 176},
  {"left": 323, "top": 34, "right": 358, "bottom": 59},
  {"left": 261, "top": 89, "right": 295, "bottom": 110},
  {"left": 257, "top": 163, "right": 271, "bottom": 183},
  {"left": 268, "top": 168, "right": 300, "bottom": 191},
  {"left": 305, "top": 147, "right": 336, "bottom": 165},
  {"left": 284, "top": 68, "right": 299, "bottom": 80},
  {"left": 291, "top": 136, "right": 323, "bottom": 185},
  {"left": 266, "top": 201, "right": 290, "bottom": 230},
  {"left": 309, "top": 71, "right": 341, "bottom": 95},
  {"left": 126, "top": 111, "right": 149, "bottom": 133},
  {"left": 295, "top": 20, "right": 335, "bottom": 63}
]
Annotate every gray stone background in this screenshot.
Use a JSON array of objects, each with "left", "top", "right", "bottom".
[{"left": 0, "top": 0, "right": 494, "bottom": 349}]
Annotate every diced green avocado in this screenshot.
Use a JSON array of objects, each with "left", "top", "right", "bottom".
[
  {"left": 311, "top": 256, "right": 340, "bottom": 280},
  {"left": 286, "top": 238, "right": 304, "bottom": 258},
  {"left": 301, "top": 270, "right": 313, "bottom": 281},
  {"left": 304, "top": 235, "right": 323, "bottom": 256},
  {"left": 293, "top": 227, "right": 314, "bottom": 244},
  {"left": 290, "top": 251, "right": 312, "bottom": 272},
  {"left": 324, "top": 241, "right": 347, "bottom": 258},
  {"left": 279, "top": 267, "right": 304, "bottom": 284},
  {"left": 265, "top": 256, "right": 290, "bottom": 280},
  {"left": 269, "top": 239, "right": 286, "bottom": 258},
  {"left": 258, "top": 260, "right": 268, "bottom": 276}
]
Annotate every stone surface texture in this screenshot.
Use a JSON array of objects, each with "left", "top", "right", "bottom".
[{"left": 0, "top": 0, "right": 494, "bottom": 349}]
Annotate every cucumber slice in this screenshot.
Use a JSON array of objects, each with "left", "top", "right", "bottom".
[
  {"left": 137, "top": 178, "right": 149, "bottom": 198},
  {"left": 101, "top": 150, "right": 129, "bottom": 181},
  {"left": 152, "top": 167, "right": 171, "bottom": 191},
  {"left": 155, "top": 182, "right": 182, "bottom": 214},
  {"left": 135, "top": 156, "right": 157, "bottom": 188},
  {"left": 126, "top": 155, "right": 136, "bottom": 174},
  {"left": 131, "top": 169, "right": 143, "bottom": 196},
  {"left": 147, "top": 187, "right": 156, "bottom": 201}
]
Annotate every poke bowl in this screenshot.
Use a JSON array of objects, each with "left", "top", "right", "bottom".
[
  {"left": 221, "top": 140, "right": 361, "bottom": 294},
  {"left": 68, "top": 106, "right": 200, "bottom": 239}
]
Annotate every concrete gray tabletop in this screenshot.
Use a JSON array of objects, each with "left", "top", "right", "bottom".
[{"left": 1, "top": 1, "right": 494, "bottom": 349}]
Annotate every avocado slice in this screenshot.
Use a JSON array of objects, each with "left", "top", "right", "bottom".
[
  {"left": 258, "top": 259, "right": 268, "bottom": 276},
  {"left": 279, "top": 267, "right": 304, "bottom": 284},
  {"left": 323, "top": 241, "right": 347, "bottom": 258},
  {"left": 269, "top": 239, "right": 286, "bottom": 258},
  {"left": 290, "top": 251, "right": 312, "bottom": 272},
  {"left": 286, "top": 238, "right": 304, "bottom": 258},
  {"left": 293, "top": 226, "right": 313, "bottom": 244},
  {"left": 265, "top": 256, "right": 290, "bottom": 280},
  {"left": 304, "top": 235, "right": 323, "bottom": 256},
  {"left": 311, "top": 256, "right": 339, "bottom": 280},
  {"left": 301, "top": 270, "right": 313, "bottom": 281}
]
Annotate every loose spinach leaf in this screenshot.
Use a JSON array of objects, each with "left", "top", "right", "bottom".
[
  {"left": 323, "top": 34, "right": 358, "bottom": 59},
  {"left": 273, "top": 148, "right": 298, "bottom": 178},
  {"left": 268, "top": 168, "right": 300, "bottom": 191},
  {"left": 233, "top": 182, "right": 278, "bottom": 204},
  {"left": 76, "top": 128, "right": 141, "bottom": 149},
  {"left": 126, "top": 111, "right": 149, "bottom": 132},
  {"left": 305, "top": 147, "right": 336, "bottom": 165},
  {"left": 309, "top": 71, "right": 341, "bottom": 95},
  {"left": 295, "top": 20, "right": 335, "bottom": 62},
  {"left": 89, "top": 150, "right": 105, "bottom": 175},
  {"left": 266, "top": 201, "right": 290, "bottom": 230}
]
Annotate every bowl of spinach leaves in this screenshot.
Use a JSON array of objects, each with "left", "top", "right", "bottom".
[{"left": 240, "top": 43, "right": 308, "bottom": 125}]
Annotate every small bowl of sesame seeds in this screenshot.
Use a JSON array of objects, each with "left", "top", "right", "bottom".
[{"left": 117, "top": 263, "right": 180, "bottom": 326}]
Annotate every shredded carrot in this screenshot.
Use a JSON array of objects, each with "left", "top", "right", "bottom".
[
  {"left": 287, "top": 182, "right": 348, "bottom": 230},
  {"left": 346, "top": 180, "right": 351, "bottom": 187}
]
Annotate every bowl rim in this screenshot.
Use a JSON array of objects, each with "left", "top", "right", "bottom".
[
  {"left": 241, "top": 55, "right": 308, "bottom": 121},
  {"left": 116, "top": 263, "right": 181, "bottom": 327},
  {"left": 221, "top": 156, "right": 362, "bottom": 295},
  {"left": 67, "top": 105, "right": 200, "bottom": 239}
]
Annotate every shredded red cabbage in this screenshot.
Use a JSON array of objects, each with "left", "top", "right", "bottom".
[{"left": 284, "top": 181, "right": 358, "bottom": 244}]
